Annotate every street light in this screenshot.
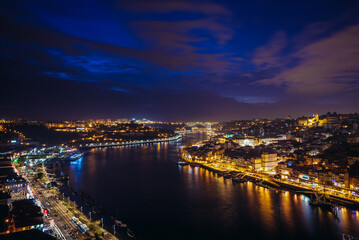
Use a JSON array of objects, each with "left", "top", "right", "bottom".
[
  {"left": 101, "top": 218, "right": 103, "bottom": 228},
  {"left": 113, "top": 224, "right": 116, "bottom": 236},
  {"left": 89, "top": 211, "right": 92, "bottom": 222},
  {"left": 80, "top": 206, "right": 83, "bottom": 213},
  {"left": 74, "top": 201, "right": 76, "bottom": 208}
]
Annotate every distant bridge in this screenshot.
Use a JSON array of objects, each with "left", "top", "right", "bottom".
[
  {"left": 174, "top": 129, "right": 192, "bottom": 134},
  {"left": 79, "top": 134, "right": 182, "bottom": 149}
]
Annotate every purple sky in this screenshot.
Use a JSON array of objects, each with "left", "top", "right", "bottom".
[{"left": 1, "top": 0, "right": 359, "bottom": 121}]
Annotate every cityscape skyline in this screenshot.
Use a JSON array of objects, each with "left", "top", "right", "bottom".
[
  {"left": 1, "top": 112, "right": 359, "bottom": 123},
  {"left": 1, "top": 1, "right": 359, "bottom": 121},
  {"left": 1, "top": 1, "right": 359, "bottom": 239},
  {"left": 1, "top": 110, "right": 359, "bottom": 239}
]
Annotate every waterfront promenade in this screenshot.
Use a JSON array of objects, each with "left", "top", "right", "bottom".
[
  {"left": 180, "top": 159, "right": 359, "bottom": 209},
  {"left": 22, "top": 164, "right": 119, "bottom": 240},
  {"left": 79, "top": 134, "right": 182, "bottom": 149}
]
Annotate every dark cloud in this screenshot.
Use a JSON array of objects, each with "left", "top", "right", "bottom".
[
  {"left": 123, "top": 1, "right": 232, "bottom": 16},
  {"left": 252, "top": 31, "right": 287, "bottom": 69},
  {"left": 256, "top": 24, "right": 359, "bottom": 95},
  {"left": 132, "top": 18, "right": 234, "bottom": 73},
  {"left": 0, "top": 0, "right": 358, "bottom": 120}
]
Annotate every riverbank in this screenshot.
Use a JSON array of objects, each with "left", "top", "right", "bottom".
[
  {"left": 57, "top": 132, "right": 359, "bottom": 240},
  {"left": 78, "top": 134, "right": 182, "bottom": 149},
  {"left": 57, "top": 180, "right": 133, "bottom": 240},
  {"left": 39, "top": 162, "right": 122, "bottom": 240},
  {"left": 180, "top": 160, "right": 359, "bottom": 209}
]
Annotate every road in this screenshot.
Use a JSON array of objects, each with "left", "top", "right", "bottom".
[
  {"left": 14, "top": 148, "right": 121, "bottom": 240},
  {"left": 28, "top": 175, "right": 87, "bottom": 240},
  {"left": 26, "top": 168, "right": 119, "bottom": 240}
]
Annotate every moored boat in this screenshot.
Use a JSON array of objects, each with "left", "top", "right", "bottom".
[
  {"left": 115, "top": 219, "right": 127, "bottom": 228},
  {"left": 127, "top": 228, "right": 135, "bottom": 238},
  {"left": 68, "top": 152, "right": 84, "bottom": 161},
  {"left": 178, "top": 161, "right": 189, "bottom": 166}
]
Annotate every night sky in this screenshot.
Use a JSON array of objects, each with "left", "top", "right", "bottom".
[{"left": 1, "top": 0, "right": 359, "bottom": 121}]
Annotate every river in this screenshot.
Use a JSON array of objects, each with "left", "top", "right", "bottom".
[{"left": 62, "top": 132, "right": 359, "bottom": 240}]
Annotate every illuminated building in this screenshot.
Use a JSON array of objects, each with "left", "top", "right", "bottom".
[
  {"left": 261, "top": 153, "right": 278, "bottom": 172},
  {"left": 252, "top": 158, "right": 262, "bottom": 170},
  {"left": 233, "top": 137, "right": 256, "bottom": 147},
  {"left": 1, "top": 177, "right": 27, "bottom": 194},
  {"left": 297, "top": 114, "right": 328, "bottom": 128},
  {"left": 256, "top": 135, "right": 287, "bottom": 145}
]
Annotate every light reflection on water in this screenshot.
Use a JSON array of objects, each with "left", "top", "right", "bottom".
[{"left": 63, "top": 133, "right": 359, "bottom": 240}]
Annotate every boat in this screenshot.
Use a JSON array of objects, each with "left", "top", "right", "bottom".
[
  {"left": 114, "top": 219, "right": 127, "bottom": 228},
  {"left": 309, "top": 199, "right": 334, "bottom": 211},
  {"left": 127, "top": 228, "right": 135, "bottom": 238},
  {"left": 309, "top": 191, "right": 334, "bottom": 212},
  {"left": 68, "top": 152, "right": 84, "bottom": 161},
  {"left": 232, "top": 177, "right": 246, "bottom": 183},
  {"left": 177, "top": 161, "right": 189, "bottom": 166},
  {"left": 223, "top": 174, "right": 232, "bottom": 179}
]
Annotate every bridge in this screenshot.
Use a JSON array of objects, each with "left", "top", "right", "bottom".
[
  {"left": 174, "top": 129, "right": 192, "bottom": 134},
  {"left": 79, "top": 134, "right": 182, "bottom": 149}
]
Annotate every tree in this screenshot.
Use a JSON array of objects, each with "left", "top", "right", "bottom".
[{"left": 37, "top": 172, "right": 44, "bottom": 179}]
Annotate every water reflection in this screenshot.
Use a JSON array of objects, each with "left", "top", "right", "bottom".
[{"left": 63, "top": 133, "right": 359, "bottom": 240}]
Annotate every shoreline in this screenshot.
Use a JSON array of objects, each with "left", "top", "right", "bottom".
[
  {"left": 38, "top": 161, "right": 124, "bottom": 240},
  {"left": 180, "top": 160, "right": 359, "bottom": 210},
  {"left": 78, "top": 134, "right": 182, "bottom": 149},
  {"left": 57, "top": 182, "right": 131, "bottom": 240}
]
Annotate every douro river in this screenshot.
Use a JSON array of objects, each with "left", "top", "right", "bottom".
[{"left": 63, "top": 133, "right": 359, "bottom": 240}]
